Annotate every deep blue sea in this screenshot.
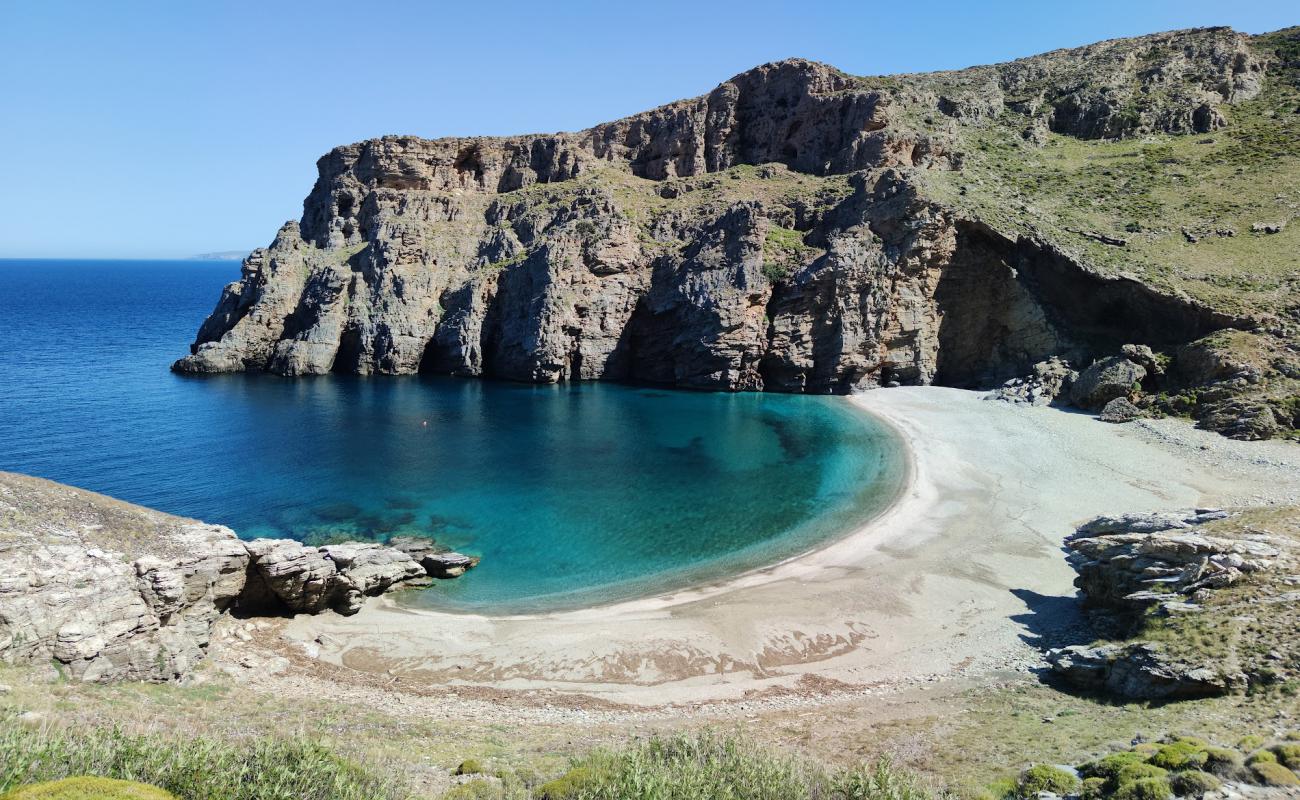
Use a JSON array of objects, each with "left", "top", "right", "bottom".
[{"left": 0, "top": 259, "right": 904, "bottom": 613}]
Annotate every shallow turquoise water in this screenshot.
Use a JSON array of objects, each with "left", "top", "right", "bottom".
[{"left": 0, "top": 259, "right": 905, "bottom": 613}]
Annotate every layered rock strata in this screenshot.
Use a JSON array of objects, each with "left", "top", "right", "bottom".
[
  {"left": 1045, "top": 508, "right": 1293, "bottom": 700},
  {"left": 0, "top": 472, "right": 466, "bottom": 682}
]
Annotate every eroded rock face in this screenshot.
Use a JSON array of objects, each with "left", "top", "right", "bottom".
[
  {"left": 242, "top": 539, "right": 429, "bottom": 616},
  {"left": 0, "top": 473, "right": 456, "bottom": 682},
  {"left": 1046, "top": 643, "right": 1239, "bottom": 700},
  {"left": 1045, "top": 508, "right": 1290, "bottom": 699},
  {"left": 0, "top": 473, "right": 250, "bottom": 682},
  {"left": 175, "top": 28, "right": 1266, "bottom": 398},
  {"left": 1064, "top": 509, "right": 1274, "bottom": 610}
]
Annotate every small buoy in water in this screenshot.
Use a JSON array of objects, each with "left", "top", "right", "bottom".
[{"left": 421, "top": 420, "right": 428, "bottom": 427}]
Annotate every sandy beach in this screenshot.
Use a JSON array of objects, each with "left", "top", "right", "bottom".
[{"left": 254, "top": 387, "right": 1300, "bottom": 710}]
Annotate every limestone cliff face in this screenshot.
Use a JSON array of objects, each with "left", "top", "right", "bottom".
[{"left": 176, "top": 27, "right": 1268, "bottom": 394}]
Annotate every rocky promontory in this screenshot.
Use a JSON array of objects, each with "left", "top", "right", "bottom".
[
  {"left": 174, "top": 26, "right": 1299, "bottom": 438},
  {"left": 0, "top": 472, "right": 472, "bottom": 682}
]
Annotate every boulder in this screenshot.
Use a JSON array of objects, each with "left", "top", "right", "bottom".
[
  {"left": 1069, "top": 357, "right": 1146, "bottom": 410},
  {"left": 1099, "top": 397, "right": 1143, "bottom": 423},
  {"left": 993, "top": 357, "right": 1078, "bottom": 406},
  {"left": 423, "top": 552, "right": 479, "bottom": 578},
  {"left": 243, "top": 539, "right": 428, "bottom": 615}
]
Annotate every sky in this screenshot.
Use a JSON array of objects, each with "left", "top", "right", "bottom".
[{"left": 1, "top": 0, "right": 1294, "bottom": 259}]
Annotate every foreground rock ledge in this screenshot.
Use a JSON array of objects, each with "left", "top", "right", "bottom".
[{"left": 0, "top": 471, "right": 472, "bottom": 682}]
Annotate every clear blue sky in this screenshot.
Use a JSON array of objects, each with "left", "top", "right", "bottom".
[{"left": 1, "top": 0, "right": 1294, "bottom": 258}]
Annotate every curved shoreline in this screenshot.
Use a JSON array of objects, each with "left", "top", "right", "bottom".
[
  {"left": 267, "top": 387, "right": 1300, "bottom": 708},
  {"left": 391, "top": 400, "right": 916, "bottom": 621}
]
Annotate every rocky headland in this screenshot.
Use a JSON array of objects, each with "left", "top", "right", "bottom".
[
  {"left": 0, "top": 472, "right": 473, "bottom": 682},
  {"left": 175, "top": 26, "right": 1300, "bottom": 439}
]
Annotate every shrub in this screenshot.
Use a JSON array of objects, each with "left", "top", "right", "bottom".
[
  {"left": 0, "top": 712, "right": 398, "bottom": 800},
  {"left": 1247, "top": 750, "right": 1277, "bottom": 765},
  {"left": 1202, "top": 746, "right": 1242, "bottom": 770},
  {"left": 1080, "top": 776, "right": 1107, "bottom": 800},
  {"left": 1252, "top": 761, "right": 1300, "bottom": 787},
  {"left": 1149, "top": 741, "right": 1208, "bottom": 771},
  {"left": 1238, "top": 735, "right": 1267, "bottom": 751},
  {"left": 441, "top": 781, "right": 512, "bottom": 800},
  {"left": 1273, "top": 743, "right": 1300, "bottom": 769},
  {"left": 546, "top": 731, "right": 932, "bottom": 800},
  {"left": 535, "top": 766, "right": 599, "bottom": 800},
  {"left": 1168, "top": 770, "right": 1221, "bottom": 798},
  {"left": 455, "top": 760, "right": 485, "bottom": 776},
  {"left": 834, "top": 757, "right": 934, "bottom": 800},
  {"left": 1115, "top": 764, "right": 1168, "bottom": 786},
  {"left": 0, "top": 777, "right": 175, "bottom": 800},
  {"left": 1079, "top": 751, "right": 1150, "bottom": 782},
  {"left": 1111, "top": 776, "right": 1173, "bottom": 800},
  {"left": 1016, "top": 765, "right": 1079, "bottom": 798}
]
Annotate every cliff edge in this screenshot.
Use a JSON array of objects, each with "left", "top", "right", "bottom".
[{"left": 176, "top": 26, "right": 1300, "bottom": 437}]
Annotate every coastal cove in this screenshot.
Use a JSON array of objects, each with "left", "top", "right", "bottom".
[{"left": 0, "top": 258, "right": 905, "bottom": 614}]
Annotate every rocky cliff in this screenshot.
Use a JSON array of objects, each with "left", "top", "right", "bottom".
[
  {"left": 0, "top": 472, "right": 472, "bottom": 682},
  {"left": 176, "top": 26, "right": 1299, "bottom": 435}
]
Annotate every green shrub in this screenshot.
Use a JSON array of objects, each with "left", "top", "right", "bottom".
[
  {"left": 0, "top": 711, "right": 398, "bottom": 800},
  {"left": 441, "top": 781, "right": 510, "bottom": 800},
  {"left": 1111, "top": 776, "right": 1172, "bottom": 800},
  {"left": 547, "top": 731, "right": 932, "bottom": 800},
  {"left": 1202, "top": 746, "right": 1242, "bottom": 771},
  {"left": 455, "top": 760, "right": 485, "bottom": 776},
  {"left": 1248, "top": 750, "right": 1277, "bottom": 765},
  {"left": 1252, "top": 761, "right": 1300, "bottom": 786},
  {"left": 1273, "top": 743, "right": 1300, "bottom": 769},
  {"left": 1149, "top": 741, "right": 1208, "bottom": 771},
  {"left": 979, "top": 777, "right": 1017, "bottom": 800},
  {"left": 1116, "top": 764, "right": 1168, "bottom": 786},
  {"left": 834, "top": 757, "right": 934, "bottom": 800},
  {"left": 1238, "top": 735, "right": 1267, "bottom": 751},
  {"left": 1168, "top": 770, "right": 1221, "bottom": 798},
  {"left": 1079, "top": 776, "right": 1107, "bottom": 800},
  {"left": 1015, "top": 765, "right": 1079, "bottom": 798},
  {"left": 1079, "top": 751, "right": 1150, "bottom": 782},
  {"left": 535, "top": 766, "right": 599, "bottom": 800},
  {"left": 0, "top": 777, "right": 175, "bottom": 800}
]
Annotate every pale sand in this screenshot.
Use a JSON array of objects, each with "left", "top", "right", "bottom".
[{"left": 272, "top": 387, "right": 1300, "bottom": 709}]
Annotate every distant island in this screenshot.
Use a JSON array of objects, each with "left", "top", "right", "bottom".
[{"left": 187, "top": 250, "right": 249, "bottom": 261}]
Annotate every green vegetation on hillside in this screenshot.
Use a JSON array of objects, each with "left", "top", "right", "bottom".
[
  {"left": 923, "top": 28, "right": 1300, "bottom": 322},
  {"left": 0, "top": 712, "right": 397, "bottom": 800}
]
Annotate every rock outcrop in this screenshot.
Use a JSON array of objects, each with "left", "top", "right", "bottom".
[
  {"left": 241, "top": 539, "right": 430, "bottom": 616},
  {"left": 1063, "top": 509, "right": 1272, "bottom": 612},
  {"left": 1045, "top": 507, "right": 1295, "bottom": 700},
  {"left": 175, "top": 27, "right": 1291, "bottom": 419},
  {"left": 0, "top": 472, "right": 465, "bottom": 682},
  {"left": 1046, "top": 642, "right": 1239, "bottom": 700}
]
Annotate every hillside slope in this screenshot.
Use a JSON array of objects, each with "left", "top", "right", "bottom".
[{"left": 176, "top": 26, "right": 1299, "bottom": 437}]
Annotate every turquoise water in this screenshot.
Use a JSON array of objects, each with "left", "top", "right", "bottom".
[{"left": 0, "top": 259, "right": 904, "bottom": 613}]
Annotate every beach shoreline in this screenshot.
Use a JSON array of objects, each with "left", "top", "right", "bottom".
[{"left": 242, "top": 387, "right": 1300, "bottom": 712}]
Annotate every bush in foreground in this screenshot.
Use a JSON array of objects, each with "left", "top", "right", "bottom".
[
  {"left": 537, "top": 731, "right": 934, "bottom": 800},
  {"left": 0, "top": 712, "right": 398, "bottom": 800},
  {"left": 1014, "top": 765, "right": 1079, "bottom": 798},
  {"left": 0, "top": 777, "right": 175, "bottom": 800}
]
